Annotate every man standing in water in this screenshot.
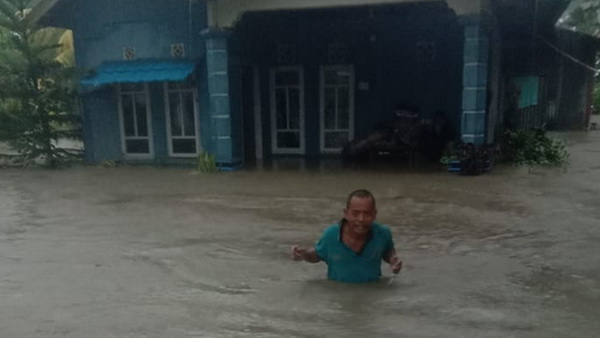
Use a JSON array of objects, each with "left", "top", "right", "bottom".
[{"left": 291, "top": 189, "right": 402, "bottom": 283}]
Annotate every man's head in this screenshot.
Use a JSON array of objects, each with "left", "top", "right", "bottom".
[{"left": 343, "top": 189, "right": 377, "bottom": 236}]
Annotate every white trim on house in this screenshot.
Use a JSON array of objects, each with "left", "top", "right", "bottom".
[
  {"left": 117, "top": 83, "right": 154, "bottom": 159},
  {"left": 270, "top": 66, "right": 305, "bottom": 155},
  {"left": 163, "top": 81, "right": 201, "bottom": 158},
  {"left": 319, "top": 65, "right": 355, "bottom": 153}
]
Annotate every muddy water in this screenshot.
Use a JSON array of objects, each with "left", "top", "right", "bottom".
[{"left": 1, "top": 133, "right": 599, "bottom": 337}]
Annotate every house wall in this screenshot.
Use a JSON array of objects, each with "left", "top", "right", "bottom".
[
  {"left": 499, "top": 29, "right": 597, "bottom": 131},
  {"left": 234, "top": 3, "right": 464, "bottom": 158},
  {"left": 52, "top": 0, "right": 207, "bottom": 69},
  {"left": 79, "top": 87, "right": 121, "bottom": 162},
  {"left": 211, "top": 0, "right": 482, "bottom": 27},
  {"left": 555, "top": 32, "right": 597, "bottom": 130},
  {"left": 494, "top": 0, "right": 598, "bottom": 132},
  {"left": 52, "top": 0, "right": 210, "bottom": 164},
  {"left": 43, "top": 0, "right": 476, "bottom": 165}
]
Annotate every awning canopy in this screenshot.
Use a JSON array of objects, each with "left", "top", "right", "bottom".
[{"left": 80, "top": 59, "right": 197, "bottom": 89}]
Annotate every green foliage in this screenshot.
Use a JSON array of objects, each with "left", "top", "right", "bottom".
[
  {"left": 439, "top": 155, "right": 457, "bottom": 166},
  {"left": 556, "top": 0, "right": 600, "bottom": 38},
  {"left": 100, "top": 160, "right": 119, "bottom": 168},
  {"left": 504, "top": 129, "right": 569, "bottom": 168},
  {"left": 197, "top": 151, "right": 219, "bottom": 173},
  {"left": 0, "top": 0, "right": 79, "bottom": 168}
]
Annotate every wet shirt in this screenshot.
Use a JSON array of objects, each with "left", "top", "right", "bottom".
[{"left": 315, "top": 222, "right": 394, "bottom": 283}]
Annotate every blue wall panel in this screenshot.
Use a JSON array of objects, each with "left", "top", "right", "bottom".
[
  {"left": 460, "top": 19, "right": 489, "bottom": 144},
  {"left": 73, "top": 0, "right": 207, "bottom": 69},
  {"left": 81, "top": 87, "right": 122, "bottom": 162}
]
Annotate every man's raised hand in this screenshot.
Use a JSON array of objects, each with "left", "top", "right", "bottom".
[
  {"left": 291, "top": 245, "right": 307, "bottom": 261},
  {"left": 390, "top": 256, "right": 403, "bottom": 274}
]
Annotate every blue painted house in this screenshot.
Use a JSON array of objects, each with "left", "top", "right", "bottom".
[{"left": 29, "top": 0, "right": 596, "bottom": 167}]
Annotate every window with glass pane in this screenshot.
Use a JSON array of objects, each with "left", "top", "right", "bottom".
[
  {"left": 166, "top": 82, "right": 198, "bottom": 156},
  {"left": 325, "top": 131, "right": 349, "bottom": 149},
  {"left": 324, "top": 88, "right": 336, "bottom": 129},
  {"left": 134, "top": 93, "right": 148, "bottom": 137},
  {"left": 288, "top": 89, "right": 300, "bottom": 129},
  {"left": 277, "top": 132, "right": 300, "bottom": 148},
  {"left": 169, "top": 93, "right": 182, "bottom": 136},
  {"left": 122, "top": 95, "right": 135, "bottom": 137},
  {"left": 275, "top": 89, "right": 287, "bottom": 129},
  {"left": 273, "top": 68, "right": 303, "bottom": 152},
  {"left": 321, "top": 67, "right": 353, "bottom": 151},
  {"left": 119, "top": 85, "right": 151, "bottom": 156},
  {"left": 126, "top": 139, "right": 150, "bottom": 154},
  {"left": 182, "top": 93, "right": 195, "bottom": 137},
  {"left": 172, "top": 139, "right": 196, "bottom": 154},
  {"left": 337, "top": 88, "right": 350, "bottom": 129}
]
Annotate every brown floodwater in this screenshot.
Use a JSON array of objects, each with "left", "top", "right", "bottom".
[{"left": 1, "top": 132, "right": 599, "bottom": 337}]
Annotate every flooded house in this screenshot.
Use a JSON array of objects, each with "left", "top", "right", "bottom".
[{"left": 29, "top": 0, "right": 597, "bottom": 168}]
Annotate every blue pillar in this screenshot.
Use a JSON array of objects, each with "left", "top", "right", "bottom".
[
  {"left": 201, "top": 29, "right": 240, "bottom": 168},
  {"left": 461, "top": 17, "right": 489, "bottom": 145}
]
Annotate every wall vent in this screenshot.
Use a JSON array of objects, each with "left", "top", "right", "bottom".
[
  {"left": 327, "top": 42, "right": 348, "bottom": 64},
  {"left": 171, "top": 43, "right": 185, "bottom": 58},
  {"left": 416, "top": 41, "right": 436, "bottom": 61},
  {"left": 276, "top": 44, "right": 297, "bottom": 64},
  {"left": 123, "top": 47, "right": 136, "bottom": 60}
]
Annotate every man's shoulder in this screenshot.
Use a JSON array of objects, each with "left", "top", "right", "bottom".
[
  {"left": 372, "top": 223, "right": 392, "bottom": 236},
  {"left": 323, "top": 223, "right": 341, "bottom": 235}
]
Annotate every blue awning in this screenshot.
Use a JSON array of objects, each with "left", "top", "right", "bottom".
[{"left": 80, "top": 59, "right": 197, "bottom": 88}]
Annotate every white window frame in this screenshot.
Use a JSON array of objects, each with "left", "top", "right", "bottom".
[
  {"left": 163, "top": 81, "right": 201, "bottom": 158},
  {"left": 270, "top": 66, "right": 305, "bottom": 155},
  {"left": 319, "top": 65, "right": 355, "bottom": 153},
  {"left": 118, "top": 83, "right": 154, "bottom": 159}
]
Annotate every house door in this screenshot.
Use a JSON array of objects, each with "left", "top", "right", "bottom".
[
  {"left": 270, "top": 66, "right": 305, "bottom": 154},
  {"left": 320, "top": 65, "right": 354, "bottom": 153}
]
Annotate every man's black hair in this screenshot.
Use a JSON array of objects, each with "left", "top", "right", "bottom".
[{"left": 346, "top": 189, "right": 376, "bottom": 209}]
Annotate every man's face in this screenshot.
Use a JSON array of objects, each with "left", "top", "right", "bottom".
[{"left": 343, "top": 197, "right": 377, "bottom": 236}]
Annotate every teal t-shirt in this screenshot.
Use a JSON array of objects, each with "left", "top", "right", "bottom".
[{"left": 315, "top": 221, "right": 395, "bottom": 283}]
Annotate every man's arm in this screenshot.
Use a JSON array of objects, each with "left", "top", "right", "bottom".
[
  {"left": 291, "top": 245, "right": 322, "bottom": 263},
  {"left": 384, "top": 248, "right": 403, "bottom": 274}
]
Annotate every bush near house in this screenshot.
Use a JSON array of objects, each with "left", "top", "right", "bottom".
[
  {"left": 197, "top": 151, "right": 219, "bottom": 173},
  {"left": 441, "top": 128, "right": 569, "bottom": 174},
  {"left": 503, "top": 128, "right": 569, "bottom": 168}
]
